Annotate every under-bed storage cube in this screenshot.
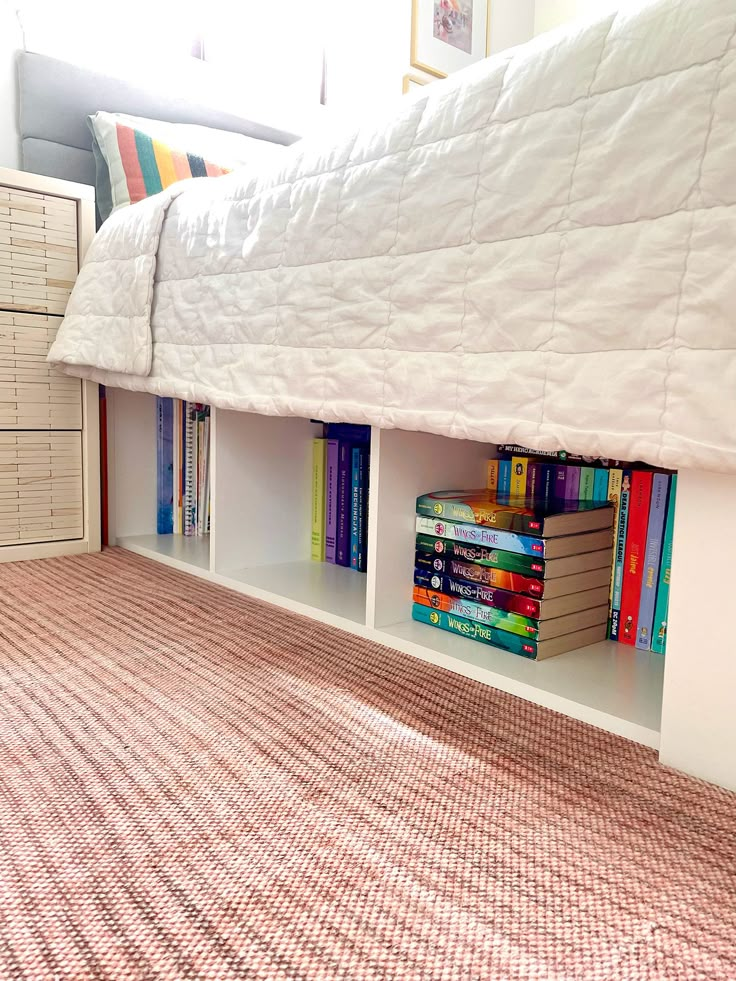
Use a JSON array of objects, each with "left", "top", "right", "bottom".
[
  {"left": 0, "top": 432, "right": 83, "bottom": 546},
  {"left": 0, "top": 187, "right": 78, "bottom": 315},
  {"left": 0, "top": 312, "right": 82, "bottom": 429}
]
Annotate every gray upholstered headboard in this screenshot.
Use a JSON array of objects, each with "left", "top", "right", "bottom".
[{"left": 18, "top": 51, "right": 302, "bottom": 186}]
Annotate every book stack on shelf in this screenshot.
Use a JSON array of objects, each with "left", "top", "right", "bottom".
[
  {"left": 311, "top": 423, "right": 370, "bottom": 572},
  {"left": 155, "top": 398, "right": 211, "bottom": 537},
  {"left": 490, "top": 445, "right": 677, "bottom": 654},
  {"left": 412, "top": 490, "right": 615, "bottom": 660}
]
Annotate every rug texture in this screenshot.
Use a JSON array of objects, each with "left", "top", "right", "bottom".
[{"left": 0, "top": 548, "right": 734, "bottom": 981}]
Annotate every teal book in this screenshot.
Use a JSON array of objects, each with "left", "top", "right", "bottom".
[
  {"left": 593, "top": 468, "right": 609, "bottom": 502},
  {"left": 415, "top": 515, "right": 611, "bottom": 559},
  {"left": 651, "top": 475, "right": 677, "bottom": 655},
  {"left": 498, "top": 460, "right": 512, "bottom": 499},
  {"left": 412, "top": 603, "right": 538, "bottom": 658}
]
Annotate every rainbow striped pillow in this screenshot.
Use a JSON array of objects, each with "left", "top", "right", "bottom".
[{"left": 88, "top": 112, "right": 279, "bottom": 220}]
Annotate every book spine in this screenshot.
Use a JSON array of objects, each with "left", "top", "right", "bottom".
[
  {"left": 609, "top": 469, "right": 631, "bottom": 640},
  {"left": 579, "top": 467, "right": 595, "bottom": 502},
  {"left": 486, "top": 459, "right": 499, "bottom": 491},
  {"left": 155, "top": 398, "right": 167, "bottom": 534},
  {"left": 415, "top": 516, "right": 544, "bottom": 557},
  {"left": 553, "top": 465, "right": 567, "bottom": 502},
  {"left": 324, "top": 439, "right": 339, "bottom": 563},
  {"left": 636, "top": 473, "right": 669, "bottom": 650},
  {"left": 183, "top": 403, "right": 196, "bottom": 537},
  {"left": 510, "top": 457, "right": 528, "bottom": 500},
  {"left": 606, "top": 469, "right": 623, "bottom": 631},
  {"left": 357, "top": 447, "right": 369, "bottom": 572},
  {"left": 565, "top": 466, "right": 580, "bottom": 502},
  {"left": 498, "top": 460, "right": 512, "bottom": 500},
  {"left": 526, "top": 462, "right": 541, "bottom": 505},
  {"left": 651, "top": 475, "right": 677, "bottom": 655},
  {"left": 310, "top": 438, "right": 326, "bottom": 561},
  {"left": 415, "top": 534, "right": 546, "bottom": 579},
  {"left": 350, "top": 446, "right": 362, "bottom": 570},
  {"left": 412, "top": 603, "right": 537, "bottom": 658},
  {"left": 414, "top": 568, "right": 542, "bottom": 617},
  {"left": 540, "top": 464, "right": 554, "bottom": 504},
  {"left": 593, "top": 468, "right": 609, "bottom": 502},
  {"left": 618, "top": 470, "right": 653, "bottom": 646},
  {"left": 324, "top": 423, "right": 371, "bottom": 443},
  {"left": 336, "top": 441, "right": 352, "bottom": 566}
]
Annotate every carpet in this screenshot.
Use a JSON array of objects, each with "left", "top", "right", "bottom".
[{"left": 0, "top": 548, "right": 734, "bottom": 980}]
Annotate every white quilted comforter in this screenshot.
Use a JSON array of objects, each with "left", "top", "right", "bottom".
[{"left": 50, "top": 0, "right": 736, "bottom": 473}]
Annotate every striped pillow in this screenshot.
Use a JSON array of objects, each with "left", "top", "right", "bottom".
[{"left": 88, "top": 112, "right": 279, "bottom": 220}]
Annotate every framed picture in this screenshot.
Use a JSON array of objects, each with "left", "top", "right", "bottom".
[
  {"left": 411, "top": 0, "right": 491, "bottom": 78},
  {"left": 402, "top": 73, "right": 430, "bottom": 95}
]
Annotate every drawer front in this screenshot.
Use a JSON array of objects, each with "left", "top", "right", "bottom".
[
  {"left": 0, "top": 312, "right": 82, "bottom": 429},
  {"left": 0, "top": 432, "right": 83, "bottom": 546},
  {"left": 0, "top": 187, "right": 78, "bottom": 315}
]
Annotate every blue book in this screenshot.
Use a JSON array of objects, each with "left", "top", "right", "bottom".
[
  {"left": 609, "top": 469, "right": 632, "bottom": 641},
  {"left": 593, "top": 468, "right": 609, "bottom": 502},
  {"left": 540, "top": 464, "right": 555, "bottom": 504},
  {"left": 156, "top": 397, "right": 174, "bottom": 534},
  {"left": 635, "top": 473, "right": 669, "bottom": 651},
  {"left": 336, "top": 441, "right": 352, "bottom": 566},
  {"left": 325, "top": 423, "right": 371, "bottom": 444},
  {"left": 498, "top": 460, "right": 512, "bottom": 500},
  {"left": 350, "top": 446, "right": 362, "bottom": 570}
]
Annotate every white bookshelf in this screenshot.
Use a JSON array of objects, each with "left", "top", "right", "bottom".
[{"left": 107, "top": 387, "right": 736, "bottom": 791}]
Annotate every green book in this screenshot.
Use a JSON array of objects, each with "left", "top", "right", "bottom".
[
  {"left": 311, "top": 438, "right": 326, "bottom": 561},
  {"left": 579, "top": 467, "right": 596, "bottom": 502},
  {"left": 651, "top": 475, "right": 677, "bottom": 654}
]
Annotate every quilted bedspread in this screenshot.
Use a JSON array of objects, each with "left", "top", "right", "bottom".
[{"left": 49, "top": 0, "right": 736, "bottom": 473}]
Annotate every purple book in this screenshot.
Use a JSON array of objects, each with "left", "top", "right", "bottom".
[
  {"left": 526, "top": 463, "right": 542, "bottom": 505},
  {"left": 325, "top": 439, "right": 339, "bottom": 563},
  {"left": 565, "top": 466, "right": 580, "bottom": 502},
  {"left": 635, "top": 473, "right": 669, "bottom": 651},
  {"left": 553, "top": 465, "right": 567, "bottom": 502},
  {"left": 336, "top": 441, "right": 352, "bottom": 566}
]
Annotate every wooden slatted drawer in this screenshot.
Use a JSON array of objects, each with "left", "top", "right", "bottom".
[
  {"left": 0, "top": 188, "right": 78, "bottom": 315},
  {"left": 0, "top": 432, "right": 83, "bottom": 546},
  {"left": 0, "top": 311, "right": 82, "bottom": 429}
]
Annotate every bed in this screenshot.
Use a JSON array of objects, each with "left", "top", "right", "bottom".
[{"left": 46, "top": 0, "right": 736, "bottom": 475}]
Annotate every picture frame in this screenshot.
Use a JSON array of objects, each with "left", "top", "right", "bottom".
[
  {"left": 411, "top": 0, "right": 492, "bottom": 79},
  {"left": 402, "top": 73, "right": 430, "bottom": 95}
]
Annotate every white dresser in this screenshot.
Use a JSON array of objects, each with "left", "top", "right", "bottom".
[{"left": 0, "top": 167, "right": 100, "bottom": 561}]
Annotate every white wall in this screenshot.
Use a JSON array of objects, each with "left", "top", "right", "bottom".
[
  {"left": 326, "top": 0, "right": 535, "bottom": 116},
  {"left": 534, "top": 0, "right": 615, "bottom": 35},
  {"left": 0, "top": 2, "right": 23, "bottom": 169}
]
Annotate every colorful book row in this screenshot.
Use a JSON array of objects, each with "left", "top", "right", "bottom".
[
  {"left": 311, "top": 423, "right": 370, "bottom": 572},
  {"left": 156, "top": 399, "right": 211, "bottom": 538},
  {"left": 488, "top": 448, "right": 676, "bottom": 653}
]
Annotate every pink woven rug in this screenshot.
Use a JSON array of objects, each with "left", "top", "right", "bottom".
[{"left": 0, "top": 548, "right": 734, "bottom": 980}]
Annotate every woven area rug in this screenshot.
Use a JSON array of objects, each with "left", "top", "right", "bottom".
[{"left": 0, "top": 548, "right": 734, "bottom": 981}]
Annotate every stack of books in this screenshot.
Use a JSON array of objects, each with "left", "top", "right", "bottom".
[
  {"left": 489, "top": 445, "right": 677, "bottom": 654},
  {"left": 311, "top": 423, "right": 370, "bottom": 572},
  {"left": 412, "top": 490, "right": 615, "bottom": 660},
  {"left": 156, "top": 398, "right": 211, "bottom": 537}
]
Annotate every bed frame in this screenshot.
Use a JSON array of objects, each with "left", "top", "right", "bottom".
[{"left": 16, "top": 50, "right": 736, "bottom": 794}]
